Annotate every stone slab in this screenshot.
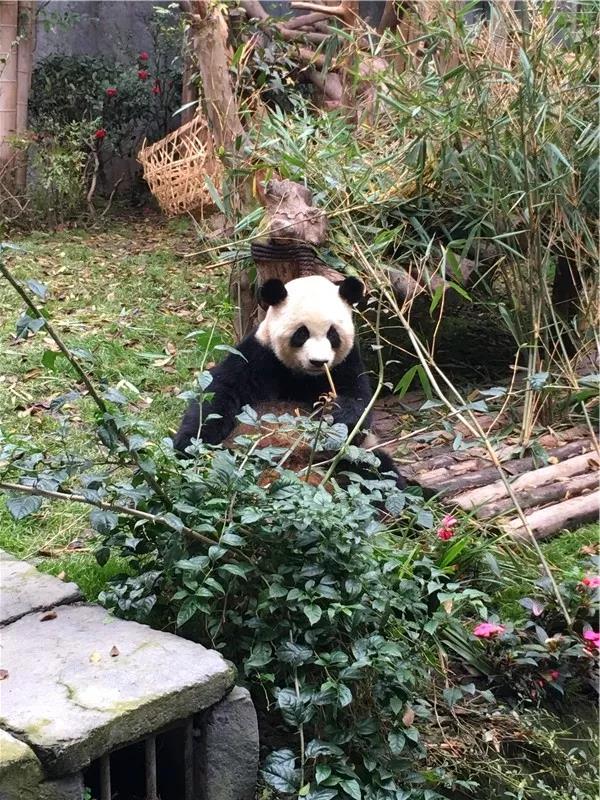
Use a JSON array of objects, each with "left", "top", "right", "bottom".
[
  {"left": 0, "top": 603, "right": 235, "bottom": 776},
  {"left": 0, "top": 729, "right": 44, "bottom": 799},
  {"left": 0, "top": 550, "right": 81, "bottom": 625},
  {"left": 197, "top": 686, "right": 259, "bottom": 800}
]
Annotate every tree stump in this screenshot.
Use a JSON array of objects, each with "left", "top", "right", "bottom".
[{"left": 232, "top": 177, "right": 344, "bottom": 338}]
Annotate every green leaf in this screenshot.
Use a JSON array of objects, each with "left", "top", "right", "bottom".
[
  {"left": 95, "top": 546, "right": 111, "bottom": 567},
  {"left": 103, "top": 387, "right": 129, "bottom": 405},
  {"left": 276, "top": 641, "right": 313, "bottom": 666},
  {"left": 245, "top": 642, "right": 272, "bottom": 670},
  {"left": 26, "top": 279, "right": 48, "bottom": 300},
  {"left": 262, "top": 750, "right": 299, "bottom": 795},
  {"left": 214, "top": 344, "right": 248, "bottom": 362},
  {"left": 304, "top": 604, "right": 322, "bottom": 626},
  {"left": 315, "top": 765, "right": 332, "bottom": 784},
  {"left": 388, "top": 731, "right": 406, "bottom": 754},
  {"left": 340, "top": 779, "right": 361, "bottom": 800},
  {"left": 390, "top": 696, "right": 403, "bottom": 715},
  {"left": 41, "top": 350, "right": 60, "bottom": 370},
  {"left": 443, "top": 687, "right": 463, "bottom": 707},
  {"left": 6, "top": 494, "right": 42, "bottom": 520},
  {"left": 162, "top": 512, "right": 184, "bottom": 532},
  {"left": 219, "top": 563, "right": 252, "bottom": 580},
  {"left": 337, "top": 683, "right": 352, "bottom": 707},
  {"left": 177, "top": 596, "right": 201, "bottom": 627},
  {"left": 203, "top": 175, "right": 226, "bottom": 215},
  {"left": 240, "top": 508, "right": 262, "bottom": 525},
  {"left": 221, "top": 531, "right": 246, "bottom": 547},
  {"left": 89, "top": 508, "right": 119, "bottom": 534}
]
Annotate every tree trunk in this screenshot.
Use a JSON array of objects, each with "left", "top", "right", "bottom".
[
  {"left": 0, "top": 1, "right": 19, "bottom": 187},
  {"left": 182, "top": 0, "right": 244, "bottom": 152},
  {"left": 180, "top": 26, "right": 198, "bottom": 126},
  {"left": 15, "top": 0, "right": 34, "bottom": 191}
]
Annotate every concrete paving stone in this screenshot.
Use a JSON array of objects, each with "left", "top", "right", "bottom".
[
  {"left": 0, "top": 603, "right": 235, "bottom": 776},
  {"left": 0, "top": 550, "right": 81, "bottom": 626}
]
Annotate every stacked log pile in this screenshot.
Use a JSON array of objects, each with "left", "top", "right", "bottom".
[{"left": 373, "top": 402, "right": 599, "bottom": 540}]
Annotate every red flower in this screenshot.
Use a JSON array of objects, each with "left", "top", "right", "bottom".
[
  {"left": 437, "top": 527, "right": 454, "bottom": 541},
  {"left": 94, "top": 128, "right": 107, "bottom": 140},
  {"left": 138, "top": 69, "right": 150, "bottom": 80},
  {"left": 139, "top": 51, "right": 149, "bottom": 61},
  {"left": 549, "top": 670, "right": 560, "bottom": 681},
  {"left": 106, "top": 87, "right": 118, "bottom": 97},
  {"left": 152, "top": 80, "right": 161, "bottom": 95},
  {"left": 581, "top": 576, "right": 600, "bottom": 588},
  {"left": 473, "top": 622, "right": 505, "bottom": 638}
]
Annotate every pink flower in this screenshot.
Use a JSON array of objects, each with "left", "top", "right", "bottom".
[
  {"left": 441, "top": 514, "right": 458, "bottom": 528},
  {"left": 138, "top": 69, "right": 150, "bottom": 80},
  {"left": 437, "top": 527, "right": 454, "bottom": 541},
  {"left": 583, "top": 630, "right": 600, "bottom": 651},
  {"left": 473, "top": 622, "right": 506, "bottom": 638},
  {"left": 139, "top": 51, "right": 149, "bottom": 61},
  {"left": 549, "top": 670, "right": 560, "bottom": 681},
  {"left": 106, "top": 87, "right": 118, "bottom": 97},
  {"left": 94, "top": 128, "right": 107, "bottom": 140},
  {"left": 582, "top": 576, "right": 600, "bottom": 588}
]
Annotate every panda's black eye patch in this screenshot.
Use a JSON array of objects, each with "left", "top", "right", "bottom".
[
  {"left": 290, "top": 325, "right": 310, "bottom": 348},
  {"left": 327, "top": 325, "right": 341, "bottom": 349}
]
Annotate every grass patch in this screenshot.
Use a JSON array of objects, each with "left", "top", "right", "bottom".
[{"left": 0, "top": 216, "right": 231, "bottom": 594}]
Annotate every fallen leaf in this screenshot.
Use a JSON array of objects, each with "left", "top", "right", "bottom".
[
  {"left": 40, "top": 610, "right": 57, "bottom": 622},
  {"left": 89, "top": 651, "right": 102, "bottom": 664},
  {"left": 57, "top": 571, "right": 66, "bottom": 581},
  {"left": 110, "top": 646, "right": 120, "bottom": 658},
  {"left": 402, "top": 707, "right": 415, "bottom": 727},
  {"left": 0, "top": 670, "right": 9, "bottom": 680},
  {"left": 547, "top": 456, "right": 559, "bottom": 464}
]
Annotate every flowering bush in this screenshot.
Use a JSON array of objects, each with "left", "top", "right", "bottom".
[{"left": 28, "top": 6, "right": 183, "bottom": 207}]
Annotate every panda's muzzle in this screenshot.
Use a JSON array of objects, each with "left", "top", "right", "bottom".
[{"left": 309, "top": 358, "right": 328, "bottom": 368}]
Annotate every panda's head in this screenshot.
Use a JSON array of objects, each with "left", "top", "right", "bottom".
[{"left": 256, "top": 275, "right": 364, "bottom": 374}]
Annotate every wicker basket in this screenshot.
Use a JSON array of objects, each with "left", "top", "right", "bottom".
[{"left": 138, "top": 115, "right": 221, "bottom": 216}]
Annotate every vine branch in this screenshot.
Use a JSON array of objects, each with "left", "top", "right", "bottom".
[{"left": 0, "top": 481, "right": 217, "bottom": 548}]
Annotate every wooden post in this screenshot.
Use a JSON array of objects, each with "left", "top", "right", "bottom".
[
  {"left": 15, "top": 0, "right": 34, "bottom": 191},
  {"left": 0, "top": 1, "right": 19, "bottom": 185}
]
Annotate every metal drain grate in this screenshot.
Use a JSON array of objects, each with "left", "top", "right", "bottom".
[{"left": 84, "top": 717, "right": 196, "bottom": 800}]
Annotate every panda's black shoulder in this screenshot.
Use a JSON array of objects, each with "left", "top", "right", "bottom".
[{"left": 214, "top": 330, "right": 276, "bottom": 370}]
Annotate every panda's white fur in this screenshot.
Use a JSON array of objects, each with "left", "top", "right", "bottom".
[{"left": 255, "top": 275, "right": 356, "bottom": 374}]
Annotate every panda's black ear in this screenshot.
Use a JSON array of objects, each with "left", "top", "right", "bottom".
[
  {"left": 259, "top": 279, "right": 288, "bottom": 310},
  {"left": 337, "top": 276, "right": 364, "bottom": 307}
]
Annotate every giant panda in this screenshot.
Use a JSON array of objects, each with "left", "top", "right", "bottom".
[{"left": 174, "top": 274, "right": 404, "bottom": 488}]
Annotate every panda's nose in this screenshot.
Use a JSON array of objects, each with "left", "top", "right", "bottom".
[{"left": 309, "top": 358, "right": 328, "bottom": 368}]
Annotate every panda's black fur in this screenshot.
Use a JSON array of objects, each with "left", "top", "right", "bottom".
[{"left": 174, "top": 276, "right": 405, "bottom": 488}]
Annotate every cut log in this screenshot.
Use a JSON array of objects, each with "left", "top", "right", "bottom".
[
  {"left": 411, "top": 451, "right": 482, "bottom": 473},
  {"left": 506, "top": 491, "right": 600, "bottom": 541},
  {"left": 453, "top": 451, "right": 597, "bottom": 510},
  {"left": 416, "top": 457, "right": 484, "bottom": 485},
  {"left": 423, "top": 440, "right": 593, "bottom": 496},
  {"left": 479, "top": 472, "right": 600, "bottom": 520}
]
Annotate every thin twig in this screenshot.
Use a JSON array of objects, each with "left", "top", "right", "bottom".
[{"left": 0, "top": 481, "right": 216, "bottom": 548}]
